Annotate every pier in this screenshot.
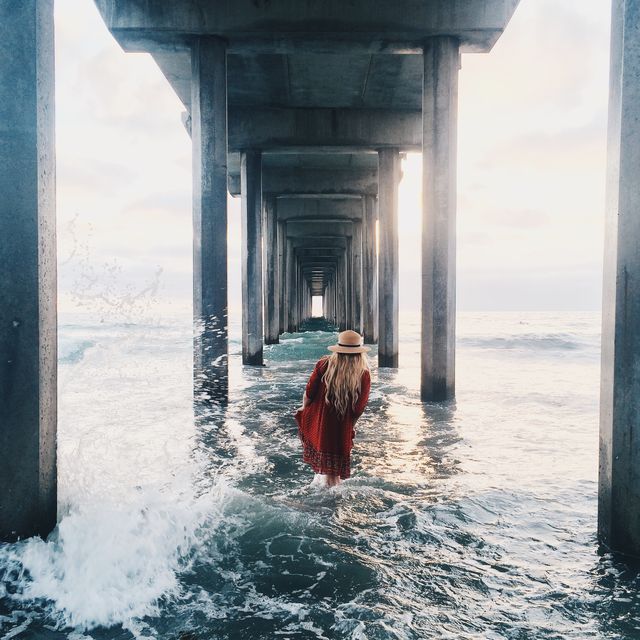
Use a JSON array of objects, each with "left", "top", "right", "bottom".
[
  {"left": 3, "top": 0, "right": 640, "bottom": 561},
  {"left": 91, "top": 0, "right": 520, "bottom": 399}
]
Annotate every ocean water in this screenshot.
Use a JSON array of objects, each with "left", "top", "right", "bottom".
[{"left": 1, "top": 310, "right": 639, "bottom": 639}]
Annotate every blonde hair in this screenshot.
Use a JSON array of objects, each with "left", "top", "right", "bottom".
[{"left": 321, "top": 352, "right": 369, "bottom": 416}]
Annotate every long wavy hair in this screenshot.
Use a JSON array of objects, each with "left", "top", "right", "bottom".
[{"left": 321, "top": 352, "right": 370, "bottom": 416}]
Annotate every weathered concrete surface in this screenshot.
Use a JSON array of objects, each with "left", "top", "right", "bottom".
[
  {"left": 362, "top": 195, "right": 378, "bottom": 344},
  {"left": 0, "top": 0, "right": 57, "bottom": 541},
  {"left": 241, "top": 151, "right": 264, "bottom": 365},
  {"left": 286, "top": 237, "right": 297, "bottom": 332},
  {"left": 264, "top": 196, "right": 279, "bottom": 344},
  {"left": 277, "top": 219, "right": 286, "bottom": 335},
  {"left": 192, "top": 36, "right": 229, "bottom": 398},
  {"left": 421, "top": 37, "right": 459, "bottom": 401},
  {"left": 285, "top": 219, "right": 353, "bottom": 239},
  {"left": 599, "top": 0, "right": 640, "bottom": 557},
  {"left": 276, "top": 197, "right": 362, "bottom": 221},
  {"left": 352, "top": 220, "right": 363, "bottom": 333},
  {"left": 345, "top": 237, "right": 353, "bottom": 329},
  {"left": 179, "top": 106, "right": 419, "bottom": 152},
  {"left": 228, "top": 108, "right": 422, "bottom": 152},
  {"left": 337, "top": 253, "right": 347, "bottom": 331},
  {"left": 94, "top": 0, "right": 521, "bottom": 54},
  {"left": 378, "top": 148, "right": 400, "bottom": 367},
  {"left": 228, "top": 167, "right": 378, "bottom": 197}
]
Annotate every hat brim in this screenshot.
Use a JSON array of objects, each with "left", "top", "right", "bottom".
[{"left": 328, "top": 344, "right": 370, "bottom": 354}]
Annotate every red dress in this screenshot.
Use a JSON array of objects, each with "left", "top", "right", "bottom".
[{"left": 295, "top": 357, "right": 371, "bottom": 479}]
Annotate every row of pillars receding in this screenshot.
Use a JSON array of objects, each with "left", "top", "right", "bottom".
[
  {"left": 192, "top": 35, "right": 459, "bottom": 405},
  {"left": 246, "top": 180, "right": 379, "bottom": 352},
  {"left": 5, "top": 0, "right": 640, "bottom": 562}
]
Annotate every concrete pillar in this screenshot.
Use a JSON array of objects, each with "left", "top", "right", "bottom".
[
  {"left": 363, "top": 195, "right": 379, "bottom": 344},
  {"left": 241, "top": 151, "right": 263, "bottom": 365},
  {"left": 297, "top": 263, "right": 303, "bottom": 328},
  {"left": 0, "top": 0, "right": 57, "bottom": 541},
  {"left": 346, "top": 236, "right": 353, "bottom": 330},
  {"left": 599, "top": 0, "right": 640, "bottom": 557},
  {"left": 264, "top": 196, "right": 279, "bottom": 344},
  {"left": 342, "top": 253, "right": 349, "bottom": 331},
  {"left": 333, "top": 270, "right": 340, "bottom": 327},
  {"left": 277, "top": 219, "right": 286, "bottom": 335},
  {"left": 337, "top": 254, "right": 346, "bottom": 330},
  {"left": 421, "top": 36, "right": 460, "bottom": 400},
  {"left": 378, "top": 148, "right": 400, "bottom": 367},
  {"left": 192, "top": 36, "right": 228, "bottom": 399},
  {"left": 297, "top": 263, "right": 304, "bottom": 327},
  {"left": 287, "top": 238, "right": 296, "bottom": 332},
  {"left": 303, "top": 280, "right": 309, "bottom": 321},
  {"left": 353, "top": 220, "right": 363, "bottom": 334},
  {"left": 324, "top": 279, "right": 330, "bottom": 321}
]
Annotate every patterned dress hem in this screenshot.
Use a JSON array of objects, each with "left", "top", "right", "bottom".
[{"left": 298, "top": 428, "right": 351, "bottom": 479}]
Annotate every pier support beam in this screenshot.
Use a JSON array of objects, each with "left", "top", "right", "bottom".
[
  {"left": 192, "top": 36, "right": 228, "bottom": 399},
  {"left": 337, "top": 253, "right": 347, "bottom": 330},
  {"left": 0, "top": 0, "right": 57, "bottom": 541},
  {"left": 363, "top": 195, "right": 379, "bottom": 344},
  {"left": 277, "top": 219, "right": 286, "bottom": 335},
  {"left": 599, "top": 0, "right": 640, "bottom": 557},
  {"left": 421, "top": 36, "right": 460, "bottom": 401},
  {"left": 346, "top": 236, "right": 353, "bottom": 330},
  {"left": 264, "top": 196, "right": 279, "bottom": 344},
  {"left": 378, "top": 148, "right": 400, "bottom": 367},
  {"left": 353, "top": 220, "right": 363, "bottom": 334},
  {"left": 241, "top": 150, "right": 264, "bottom": 365},
  {"left": 286, "top": 237, "right": 296, "bottom": 332}
]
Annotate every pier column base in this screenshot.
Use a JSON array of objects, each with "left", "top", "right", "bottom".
[
  {"left": 599, "top": 0, "right": 640, "bottom": 557},
  {"left": 0, "top": 0, "right": 57, "bottom": 541}
]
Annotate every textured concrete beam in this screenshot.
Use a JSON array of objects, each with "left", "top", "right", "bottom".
[
  {"left": 286, "top": 219, "right": 353, "bottom": 238},
  {"left": 94, "top": 0, "right": 520, "bottom": 53},
  {"left": 228, "top": 167, "right": 377, "bottom": 197},
  {"left": 276, "top": 197, "right": 363, "bottom": 220},
  {"left": 290, "top": 237, "right": 348, "bottom": 250},
  {"left": 229, "top": 108, "right": 421, "bottom": 151}
]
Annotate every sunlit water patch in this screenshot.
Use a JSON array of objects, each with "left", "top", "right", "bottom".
[{"left": 2, "top": 311, "right": 640, "bottom": 639}]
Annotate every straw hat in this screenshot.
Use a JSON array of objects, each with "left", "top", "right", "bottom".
[{"left": 328, "top": 330, "right": 370, "bottom": 354}]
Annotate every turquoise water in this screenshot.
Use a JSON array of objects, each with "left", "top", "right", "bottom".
[{"left": 2, "top": 311, "right": 640, "bottom": 639}]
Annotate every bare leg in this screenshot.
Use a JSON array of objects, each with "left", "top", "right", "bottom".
[{"left": 326, "top": 474, "right": 342, "bottom": 487}]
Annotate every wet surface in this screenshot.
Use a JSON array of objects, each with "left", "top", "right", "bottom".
[{"left": 2, "top": 312, "right": 640, "bottom": 639}]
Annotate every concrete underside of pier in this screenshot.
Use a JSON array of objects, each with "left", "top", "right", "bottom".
[{"left": 93, "top": 0, "right": 520, "bottom": 379}]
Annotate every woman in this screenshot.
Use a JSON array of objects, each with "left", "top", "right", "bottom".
[{"left": 295, "top": 330, "right": 371, "bottom": 487}]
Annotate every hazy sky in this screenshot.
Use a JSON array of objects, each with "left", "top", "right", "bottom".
[{"left": 53, "top": 0, "right": 611, "bottom": 320}]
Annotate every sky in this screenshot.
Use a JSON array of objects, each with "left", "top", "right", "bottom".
[{"left": 53, "top": 0, "right": 612, "bottom": 321}]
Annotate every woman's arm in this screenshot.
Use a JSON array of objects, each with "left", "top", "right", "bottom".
[
  {"left": 353, "top": 369, "right": 371, "bottom": 421},
  {"left": 299, "top": 358, "right": 327, "bottom": 410}
]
